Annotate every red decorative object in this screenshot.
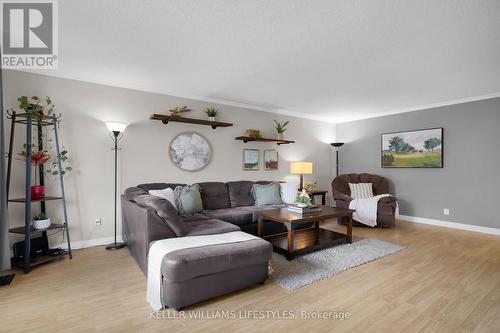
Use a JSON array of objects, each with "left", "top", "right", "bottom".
[
  {"left": 30, "top": 150, "right": 50, "bottom": 166},
  {"left": 31, "top": 185, "right": 45, "bottom": 199}
]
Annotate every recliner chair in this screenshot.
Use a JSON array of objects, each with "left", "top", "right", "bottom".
[{"left": 331, "top": 173, "right": 397, "bottom": 228}]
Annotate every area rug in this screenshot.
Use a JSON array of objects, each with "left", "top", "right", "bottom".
[{"left": 270, "top": 238, "right": 405, "bottom": 291}]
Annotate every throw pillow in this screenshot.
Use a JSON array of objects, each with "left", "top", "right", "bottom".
[
  {"left": 251, "top": 182, "right": 283, "bottom": 207},
  {"left": 174, "top": 184, "right": 204, "bottom": 216},
  {"left": 149, "top": 188, "right": 177, "bottom": 210},
  {"left": 134, "top": 194, "right": 187, "bottom": 237},
  {"left": 349, "top": 183, "right": 374, "bottom": 199}
]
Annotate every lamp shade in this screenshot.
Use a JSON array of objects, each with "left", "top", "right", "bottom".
[
  {"left": 105, "top": 121, "right": 128, "bottom": 133},
  {"left": 290, "top": 161, "right": 313, "bottom": 175}
]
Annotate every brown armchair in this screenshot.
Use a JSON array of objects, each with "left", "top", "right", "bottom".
[{"left": 331, "top": 173, "right": 397, "bottom": 228}]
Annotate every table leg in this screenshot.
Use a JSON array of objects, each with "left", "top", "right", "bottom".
[
  {"left": 314, "top": 221, "right": 320, "bottom": 244},
  {"left": 257, "top": 217, "right": 263, "bottom": 237},
  {"left": 347, "top": 214, "right": 353, "bottom": 243},
  {"left": 321, "top": 193, "right": 326, "bottom": 205},
  {"left": 287, "top": 225, "right": 294, "bottom": 261}
]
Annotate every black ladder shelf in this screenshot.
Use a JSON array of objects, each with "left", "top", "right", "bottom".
[{"left": 6, "top": 111, "right": 72, "bottom": 273}]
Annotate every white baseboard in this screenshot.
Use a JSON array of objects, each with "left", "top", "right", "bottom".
[
  {"left": 57, "top": 236, "right": 124, "bottom": 250},
  {"left": 398, "top": 215, "right": 500, "bottom": 236}
]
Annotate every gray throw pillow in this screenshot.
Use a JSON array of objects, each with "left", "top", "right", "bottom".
[
  {"left": 174, "top": 184, "right": 204, "bottom": 216},
  {"left": 134, "top": 194, "right": 187, "bottom": 237},
  {"left": 251, "top": 182, "right": 283, "bottom": 207}
]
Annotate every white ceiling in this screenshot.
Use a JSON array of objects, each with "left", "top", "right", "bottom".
[{"left": 29, "top": 0, "right": 500, "bottom": 123}]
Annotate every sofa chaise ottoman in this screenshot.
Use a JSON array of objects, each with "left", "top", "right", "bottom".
[{"left": 157, "top": 238, "right": 271, "bottom": 310}]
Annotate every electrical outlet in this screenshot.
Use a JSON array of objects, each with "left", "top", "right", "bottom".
[
  {"left": 95, "top": 218, "right": 102, "bottom": 225},
  {"left": 443, "top": 209, "right": 450, "bottom": 216}
]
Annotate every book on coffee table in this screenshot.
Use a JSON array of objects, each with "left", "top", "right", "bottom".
[{"left": 287, "top": 204, "right": 323, "bottom": 214}]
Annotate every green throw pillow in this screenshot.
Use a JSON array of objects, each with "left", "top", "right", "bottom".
[
  {"left": 174, "top": 184, "right": 204, "bottom": 216},
  {"left": 251, "top": 182, "right": 283, "bottom": 207}
]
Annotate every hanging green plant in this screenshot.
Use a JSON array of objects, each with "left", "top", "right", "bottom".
[{"left": 46, "top": 148, "right": 73, "bottom": 176}]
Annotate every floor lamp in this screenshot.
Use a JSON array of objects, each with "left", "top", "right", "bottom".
[
  {"left": 104, "top": 121, "right": 128, "bottom": 250},
  {"left": 330, "top": 142, "right": 344, "bottom": 177}
]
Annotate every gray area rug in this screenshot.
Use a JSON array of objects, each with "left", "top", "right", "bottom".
[{"left": 270, "top": 238, "right": 405, "bottom": 291}]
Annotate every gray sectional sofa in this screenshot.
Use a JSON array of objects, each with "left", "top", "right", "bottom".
[{"left": 122, "top": 180, "right": 306, "bottom": 310}]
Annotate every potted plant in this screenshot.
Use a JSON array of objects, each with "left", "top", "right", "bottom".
[
  {"left": 295, "top": 189, "right": 312, "bottom": 208},
  {"left": 18, "top": 144, "right": 50, "bottom": 199},
  {"left": 273, "top": 120, "right": 289, "bottom": 140},
  {"left": 205, "top": 107, "right": 219, "bottom": 121},
  {"left": 33, "top": 212, "right": 51, "bottom": 230},
  {"left": 17, "top": 96, "right": 54, "bottom": 122}
]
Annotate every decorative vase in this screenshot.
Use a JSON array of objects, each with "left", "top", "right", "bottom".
[
  {"left": 208, "top": 116, "right": 216, "bottom": 122},
  {"left": 276, "top": 133, "right": 284, "bottom": 140},
  {"left": 33, "top": 218, "right": 51, "bottom": 230},
  {"left": 31, "top": 185, "right": 45, "bottom": 199}
]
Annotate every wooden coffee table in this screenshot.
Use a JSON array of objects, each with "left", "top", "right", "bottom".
[{"left": 255, "top": 206, "right": 355, "bottom": 260}]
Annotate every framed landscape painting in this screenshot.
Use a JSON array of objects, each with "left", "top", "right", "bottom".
[
  {"left": 382, "top": 128, "right": 443, "bottom": 168},
  {"left": 243, "top": 149, "right": 260, "bottom": 171}
]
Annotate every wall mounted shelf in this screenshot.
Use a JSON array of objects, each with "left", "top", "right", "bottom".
[
  {"left": 235, "top": 136, "right": 295, "bottom": 145},
  {"left": 150, "top": 114, "right": 233, "bottom": 129}
]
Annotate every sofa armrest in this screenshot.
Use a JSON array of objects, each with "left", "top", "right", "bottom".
[
  {"left": 334, "top": 193, "right": 353, "bottom": 202},
  {"left": 121, "top": 196, "right": 177, "bottom": 274},
  {"left": 379, "top": 196, "right": 397, "bottom": 204}
]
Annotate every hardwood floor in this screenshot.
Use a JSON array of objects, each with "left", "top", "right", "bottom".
[{"left": 1, "top": 220, "right": 499, "bottom": 333}]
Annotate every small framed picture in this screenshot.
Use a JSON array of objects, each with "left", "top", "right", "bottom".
[
  {"left": 264, "top": 150, "right": 278, "bottom": 170},
  {"left": 243, "top": 149, "right": 260, "bottom": 171}
]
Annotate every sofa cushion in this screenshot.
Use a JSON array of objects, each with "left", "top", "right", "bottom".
[
  {"left": 251, "top": 182, "right": 283, "bottom": 207},
  {"left": 185, "top": 219, "right": 240, "bottom": 236},
  {"left": 227, "top": 181, "right": 255, "bottom": 207},
  {"left": 181, "top": 214, "right": 209, "bottom": 223},
  {"left": 134, "top": 194, "right": 188, "bottom": 237},
  {"left": 348, "top": 183, "right": 373, "bottom": 199},
  {"left": 196, "top": 182, "right": 231, "bottom": 210},
  {"left": 161, "top": 238, "right": 272, "bottom": 282},
  {"left": 149, "top": 188, "right": 177, "bottom": 209},
  {"left": 205, "top": 208, "right": 254, "bottom": 226},
  {"left": 174, "top": 184, "right": 204, "bottom": 216}
]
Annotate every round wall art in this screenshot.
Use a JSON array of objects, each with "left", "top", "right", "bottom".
[{"left": 169, "top": 132, "right": 212, "bottom": 171}]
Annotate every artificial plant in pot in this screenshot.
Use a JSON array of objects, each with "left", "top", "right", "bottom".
[
  {"left": 33, "top": 212, "right": 51, "bottom": 230},
  {"left": 205, "top": 107, "right": 219, "bottom": 121},
  {"left": 18, "top": 144, "right": 50, "bottom": 199},
  {"left": 294, "top": 189, "right": 312, "bottom": 208},
  {"left": 273, "top": 120, "right": 289, "bottom": 140}
]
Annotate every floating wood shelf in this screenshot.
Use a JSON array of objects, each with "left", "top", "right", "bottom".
[
  {"left": 235, "top": 136, "right": 295, "bottom": 145},
  {"left": 150, "top": 114, "right": 233, "bottom": 129},
  {"left": 8, "top": 196, "right": 63, "bottom": 203},
  {"left": 9, "top": 223, "right": 66, "bottom": 235}
]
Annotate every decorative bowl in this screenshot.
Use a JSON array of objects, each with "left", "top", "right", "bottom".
[
  {"left": 296, "top": 203, "right": 309, "bottom": 208},
  {"left": 33, "top": 218, "right": 51, "bottom": 230}
]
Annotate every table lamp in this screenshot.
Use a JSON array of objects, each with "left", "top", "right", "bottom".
[{"left": 290, "top": 161, "right": 313, "bottom": 191}]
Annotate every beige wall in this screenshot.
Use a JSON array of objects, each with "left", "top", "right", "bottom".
[{"left": 4, "top": 70, "right": 336, "bottom": 247}]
